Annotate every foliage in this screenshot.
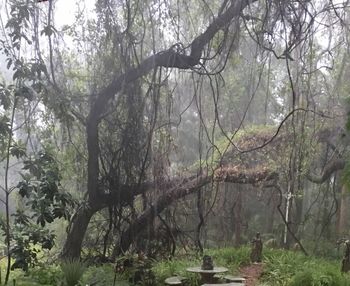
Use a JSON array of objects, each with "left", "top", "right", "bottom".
[
  {"left": 262, "top": 248, "right": 350, "bottom": 286},
  {"left": 342, "top": 158, "right": 350, "bottom": 190},
  {"left": 1, "top": 247, "right": 350, "bottom": 285},
  {"left": 303, "top": 239, "right": 342, "bottom": 260},
  {"left": 190, "top": 125, "right": 277, "bottom": 171},
  {"left": 289, "top": 271, "right": 314, "bottom": 286},
  {"left": 206, "top": 246, "right": 251, "bottom": 270},
  {"left": 152, "top": 247, "right": 250, "bottom": 285},
  {"left": 28, "top": 265, "right": 63, "bottom": 285},
  {"left": 17, "top": 150, "right": 76, "bottom": 225},
  {"left": 153, "top": 257, "right": 200, "bottom": 285},
  {"left": 7, "top": 150, "right": 76, "bottom": 272},
  {"left": 289, "top": 269, "right": 349, "bottom": 286},
  {"left": 80, "top": 264, "right": 120, "bottom": 286},
  {"left": 10, "top": 218, "right": 55, "bottom": 272},
  {"left": 60, "top": 259, "right": 86, "bottom": 286}
]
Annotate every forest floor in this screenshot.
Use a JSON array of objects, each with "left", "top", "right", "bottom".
[{"left": 239, "top": 263, "right": 264, "bottom": 286}]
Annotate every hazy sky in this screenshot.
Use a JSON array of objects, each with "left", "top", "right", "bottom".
[
  {"left": 0, "top": 0, "right": 96, "bottom": 82},
  {"left": 53, "top": 0, "right": 96, "bottom": 28}
]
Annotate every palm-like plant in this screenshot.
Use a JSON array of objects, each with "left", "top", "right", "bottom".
[{"left": 61, "top": 259, "right": 86, "bottom": 286}]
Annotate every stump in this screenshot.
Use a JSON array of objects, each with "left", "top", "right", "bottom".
[{"left": 250, "top": 232, "right": 263, "bottom": 263}]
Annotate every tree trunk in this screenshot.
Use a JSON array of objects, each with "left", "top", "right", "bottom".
[
  {"left": 293, "top": 196, "right": 303, "bottom": 237},
  {"left": 266, "top": 195, "right": 276, "bottom": 234},
  {"left": 337, "top": 184, "right": 348, "bottom": 235},
  {"left": 61, "top": 205, "right": 95, "bottom": 259},
  {"left": 234, "top": 190, "right": 242, "bottom": 246}
]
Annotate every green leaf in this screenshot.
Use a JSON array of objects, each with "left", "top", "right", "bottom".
[
  {"left": 6, "top": 58, "right": 12, "bottom": 69},
  {"left": 15, "top": 86, "right": 34, "bottom": 101},
  {"left": 17, "top": 181, "right": 31, "bottom": 198},
  {"left": 10, "top": 142, "right": 27, "bottom": 159},
  {"left": 23, "top": 160, "right": 41, "bottom": 177},
  {"left": 12, "top": 210, "right": 30, "bottom": 226},
  {"left": 13, "top": 69, "right": 22, "bottom": 80},
  {"left": 0, "top": 116, "right": 10, "bottom": 135},
  {"left": 0, "top": 86, "right": 11, "bottom": 110}
]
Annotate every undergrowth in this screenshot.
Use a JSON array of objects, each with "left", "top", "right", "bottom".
[
  {"left": 262, "top": 248, "right": 350, "bottom": 286},
  {"left": 2, "top": 247, "right": 350, "bottom": 285}
]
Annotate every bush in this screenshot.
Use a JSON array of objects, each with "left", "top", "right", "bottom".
[
  {"left": 29, "top": 265, "right": 62, "bottom": 285},
  {"left": 81, "top": 264, "right": 127, "bottom": 286}
]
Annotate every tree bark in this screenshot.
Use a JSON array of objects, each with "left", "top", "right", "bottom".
[
  {"left": 234, "top": 190, "right": 243, "bottom": 246},
  {"left": 266, "top": 194, "right": 276, "bottom": 234},
  {"left": 61, "top": 205, "right": 95, "bottom": 259},
  {"left": 337, "top": 184, "right": 348, "bottom": 235}
]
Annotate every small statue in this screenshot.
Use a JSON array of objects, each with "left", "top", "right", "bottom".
[
  {"left": 201, "top": 255, "right": 214, "bottom": 270},
  {"left": 341, "top": 240, "right": 350, "bottom": 273},
  {"left": 250, "top": 232, "right": 263, "bottom": 263}
]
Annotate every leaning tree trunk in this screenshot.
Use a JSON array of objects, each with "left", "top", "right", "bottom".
[{"left": 61, "top": 205, "right": 95, "bottom": 259}]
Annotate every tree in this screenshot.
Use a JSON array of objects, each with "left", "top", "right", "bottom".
[{"left": 57, "top": 0, "right": 350, "bottom": 258}]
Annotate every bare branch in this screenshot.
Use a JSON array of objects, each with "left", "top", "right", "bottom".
[{"left": 89, "top": 0, "right": 256, "bottom": 121}]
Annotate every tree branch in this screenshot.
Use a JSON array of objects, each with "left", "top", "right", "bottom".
[
  {"left": 90, "top": 0, "right": 256, "bottom": 121},
  {"left": 116, "top": 166, "right": 276, "bottom": 254},
  {"left": 85, "top": 0, "right": 256, "bottom": 204},
  {"left": 307, "top": 159, "right": 345, "bottom": 184}
]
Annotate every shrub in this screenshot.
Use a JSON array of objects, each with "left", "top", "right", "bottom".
[
  {"left": 29, "top": 265, "right": 62, "bottom": 285},
  {"left": 80, "top": 264, "right": 127, "bottom": 286}
]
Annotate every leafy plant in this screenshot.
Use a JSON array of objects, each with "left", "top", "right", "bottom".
[
  {"left": 17, "top": 150, "right": 76, "bottom": 225},
  {"left": 10, "top": 211, "right": 55, "bottom": 272},
  {"left": 80, "top": 264, "right": 120, "bottom": 286},
  {"left": 28, "top": 265, "right": 62, "bottom": 285},
  {"left": 6, "top": 150, "right": 76, "bottom": 272},
  {"left": 61, "top": 259, "right": 86, "bottom": 286}
]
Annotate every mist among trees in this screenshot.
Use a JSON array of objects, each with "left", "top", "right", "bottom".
[{"left": 1, "top": 0, "right": 350, "bottom": 285}]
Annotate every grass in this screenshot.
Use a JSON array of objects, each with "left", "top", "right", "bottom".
[{"left": 262, "top": 248, "right": 350, "bottom": 286}]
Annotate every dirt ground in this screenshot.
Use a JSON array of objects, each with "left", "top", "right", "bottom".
[{"left": 239, "top": 263, "right": 264, "bottom": 286}]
